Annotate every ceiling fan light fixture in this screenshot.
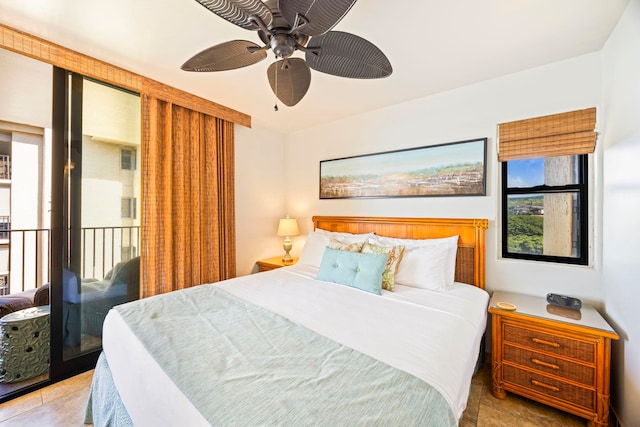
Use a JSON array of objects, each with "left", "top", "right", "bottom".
[{"left": 270, "top": 33, "right": 296, "bottom": 58}]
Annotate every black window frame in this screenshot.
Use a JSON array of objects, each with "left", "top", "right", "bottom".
[{"left": 501, "top": 154, "right": 589, "bottom": 265}]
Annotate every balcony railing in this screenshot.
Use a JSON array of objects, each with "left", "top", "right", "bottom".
[
  {"left": 0, "top": 226, "right": 140, "bottom": 294},
  {"left": 81, "top": 226, "right": 140, "bottom": 279},
  {"left": 0, "top": 155, "right": 10, "bottom": 180},
  {"left": 0, "top": 228, "right": 50, "bottom": 293}
]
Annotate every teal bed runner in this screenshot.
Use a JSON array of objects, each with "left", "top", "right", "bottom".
[{"left": 98, "top": 285, "right": 456, "bottom": 425}]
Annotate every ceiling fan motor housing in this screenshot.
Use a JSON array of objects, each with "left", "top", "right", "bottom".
[{"left": 270, "top": 32, "right": 296, "bottom": 58}]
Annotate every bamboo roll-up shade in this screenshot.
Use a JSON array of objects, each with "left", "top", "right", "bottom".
[{"left": 498, "top": 107, "right": 596, "bottom": 161}]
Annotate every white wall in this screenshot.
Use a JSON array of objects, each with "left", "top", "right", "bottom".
[
  {"left": 9, "top": 132, "right": 43, "bottom": 292},
  {"left": 83, "top": 79, "right": 141, "bottom": 145},
  {"left": 0, "top": 183, "right": 9, "bottom": 217},
  {"left": 283, "top": 52, "right": 604, "bottom": 304},
  {"left": 10, "top": 134, "right": 41, "bottom": 221},
  {"left": 601, "top": 0, "right": 640, "bottom": 424},
  {"left": 234, "top": 123, "right": 287, "bottom": 276},
  {"left": 0, "top": 49, "right": 51, "bottom": 129},
  {"left": 82, "top": 136, "right": 127, "bottom": 228}
]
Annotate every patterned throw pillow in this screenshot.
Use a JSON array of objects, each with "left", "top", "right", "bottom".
[
  {"left": 327, "top": 238, "right": 365, "bottom": 253},
  {"left": 361, "top": 243, "right": 405, "bottom": 291}
]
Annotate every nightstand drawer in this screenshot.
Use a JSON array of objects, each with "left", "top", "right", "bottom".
[
  {"left": 504, "top": 344, "right": 594, "bottom": 386},
  {"left": 503, "top": 364, "right": 595, "bottom": 410},
  {"left": 503, "top": 324, "right": 595, "bottom": 363}
]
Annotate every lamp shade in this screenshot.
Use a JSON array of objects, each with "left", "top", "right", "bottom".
[{"left": 277, "top": 217, "right": 299, "bottom": 237}]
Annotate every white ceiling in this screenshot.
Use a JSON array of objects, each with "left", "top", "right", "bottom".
[{"left": 0, "top": 0, "right": 629, "bottom": 134}]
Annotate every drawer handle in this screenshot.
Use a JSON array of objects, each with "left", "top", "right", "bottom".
[
  {"left": 531, "top": 358, "right": 560, "bottom": 370},
  {"left": 531, "top": 337, "right": 561, "bottom": 348},
  {"left": 531, "top": 379, "right": 560, "bottom": 392}
]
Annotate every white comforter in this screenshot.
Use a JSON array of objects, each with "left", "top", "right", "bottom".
[{"left": 102, "top": 264, "right": 488, "bottom": 425}]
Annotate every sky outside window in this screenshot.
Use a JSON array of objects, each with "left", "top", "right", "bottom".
[{"left": 507, "top": 158, "right": 544, "bottom": 187}]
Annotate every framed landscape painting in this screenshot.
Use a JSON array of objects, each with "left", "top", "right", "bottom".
[{"left": 319, "top": 138, "right": 487, "bottom": 199}]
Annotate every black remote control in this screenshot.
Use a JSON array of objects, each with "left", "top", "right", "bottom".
[{"left": 546, "top": 293, "right": 582, "bottom": 310}]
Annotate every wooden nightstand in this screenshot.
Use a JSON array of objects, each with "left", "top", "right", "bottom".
[
  {"left": 489, "top": 291, "right": 619, "bottom": 427},
  {"left": 256, "top": 256, "right": 298, "bottom": 272}
]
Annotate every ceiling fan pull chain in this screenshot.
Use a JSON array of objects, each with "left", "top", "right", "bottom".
[{"left": 274, "top": 57, "right": 279, "bottom": 112}]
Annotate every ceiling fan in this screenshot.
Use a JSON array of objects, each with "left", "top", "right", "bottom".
[{"left": 181, "top": 0, "right": 393, "bottom": 107}]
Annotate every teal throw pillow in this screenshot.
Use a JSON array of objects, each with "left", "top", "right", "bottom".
[{"left": 317, "top": 248, "right": 389, "bottom": 295}]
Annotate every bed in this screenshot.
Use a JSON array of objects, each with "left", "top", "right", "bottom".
[{"left": 86, "top": 216, "right": 489, "bottom": 426}]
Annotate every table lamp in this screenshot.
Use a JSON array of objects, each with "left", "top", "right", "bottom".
[{"left": 277, "top": 217, "right": 299, "bottom": 264}]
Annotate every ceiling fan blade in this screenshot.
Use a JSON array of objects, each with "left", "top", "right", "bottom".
[
  {"left": 267, "top": 58, "right": 311, "bottom": 106},
  {"left": 195, "top": 0, "right": 273, "bottom": 30},
  {"left": 280, "top": 0, "right": 357, "bottom": 37},
  {"left": 305, "top": 31, "right": 392, "bottom": 79},
  {"left": 181, "top": 40, "right": 267, "bottom": 71}
]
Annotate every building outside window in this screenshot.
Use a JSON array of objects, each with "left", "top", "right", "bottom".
[
  {"left": 0, "top": 154, "right": 10, "bottom": 180},
  {"left": 121, "top": 197, "right": 137, "bottom": 219},
  {"left": 0, "top": 216, "right": 9, "bottom": 241},
  {"left": 0, "top": 274, "right": 8, "bottom": 296},
  {"left": 120, "top": 147, "right": 136, "bottom": 171}
]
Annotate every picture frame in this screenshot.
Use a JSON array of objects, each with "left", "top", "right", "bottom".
[{"left": 319, "top": 138, "right": 487, "bottom": 199}]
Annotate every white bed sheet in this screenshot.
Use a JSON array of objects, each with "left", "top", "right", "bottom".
[{"left": 102, "top": 264, "right": 488, "bottom": 426}]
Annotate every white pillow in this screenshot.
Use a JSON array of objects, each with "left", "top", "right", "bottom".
[
  {"left": 368, "top": 235, "right": 459, "bottom": 287},
  {"left": 315, "top": 228, "right": 373, "bottom": 242},
  {"left": 393, "top": 244, "right": 449, "bottom": 290},
  {"left": 298, "top": 230, "right": 372, "bottom": 267},
  {"left": 298, "top": 231, "right": 330, "bottom": 267}
]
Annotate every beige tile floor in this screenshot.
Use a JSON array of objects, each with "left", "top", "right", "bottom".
[
  {"left": 460, "top": 364, "right": 585, "bottom": 426},
  {"left": 0, "top": 370, "right": 93, "bottom": 427},
  {"left": 0, "top": 362, "right": 587, "bottom": 426}
]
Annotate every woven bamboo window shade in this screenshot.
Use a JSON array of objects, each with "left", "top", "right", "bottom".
[
  {"left": 141, "top": 96, "right": 236, "bottom": 298},
  {"left": 497, "top": 107, "right": 596, "bottom": 161}
]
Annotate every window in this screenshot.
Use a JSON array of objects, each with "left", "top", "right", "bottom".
[
  {"left": 0, "top": 154, "right": 10, "bottom": 180},
  {"left": 120, "top": 148, "right": 136, "bottom": 171},
  {"left": 498, "top": 108, "right": 595, "bottom": 266},
  {"left": 502, "top": 155, "right": 588, "bottom": 264},
  {"left": 121, "top": 197, "right": 137, "bottom": 219},
  {"left": 0, "top": 216, "right": 9, "bottom": 240},
  {"left": 0, "top": 274, "right": 8, "bottom": 296}
]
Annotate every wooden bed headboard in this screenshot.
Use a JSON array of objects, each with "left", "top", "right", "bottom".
[{"left": 312, "top": 216, "right": 489, "bottom": 290}]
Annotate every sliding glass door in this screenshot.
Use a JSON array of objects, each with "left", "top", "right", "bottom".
[
  {"left": 50, "top": 68, "right": 141, "bottom": 377},
  {"left": 0, "top": 47, "right": 141, "bottom": 402}
]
